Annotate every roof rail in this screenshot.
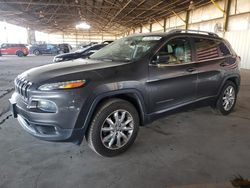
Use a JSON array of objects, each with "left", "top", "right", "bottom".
[{"left": 168, "top": 29, "right": 219, "bottom": 37}]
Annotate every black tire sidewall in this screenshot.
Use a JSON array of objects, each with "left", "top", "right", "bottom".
[
  {"left": 87, "top": 99, "right": 139, "bottom": 157},
  {"left": 34, "top": 50, "right": 40, "bottom": 56},
  {"left": 216, "top": 81, "right": 237, "bottom": 115},
  {"left": 17, "top": 51, "right": 24, "bottom": 57}
]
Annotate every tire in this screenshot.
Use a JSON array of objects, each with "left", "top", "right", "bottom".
[
  {"left": 216, "top": 81, "right": 237, "bottom": 115},
  {"left": 86, "top": 99, "right": 139, "bottom": 157},
  {"left": 33, "top": 50, "right": 40, "bottom": 56},
  {"left": 16, "top": 51, "right": 24, "bottom": 57}
]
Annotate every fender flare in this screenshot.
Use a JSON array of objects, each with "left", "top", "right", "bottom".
[
  {"left": 79, "top": 89, "right": 147, "bottom": 133},
  {"left": 217, "top": 74, "right": 241, "bottom": 96}
]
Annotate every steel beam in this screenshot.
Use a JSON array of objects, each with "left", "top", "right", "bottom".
[{"left": 223, "top": 0, "right": 232, "bottom": 32}]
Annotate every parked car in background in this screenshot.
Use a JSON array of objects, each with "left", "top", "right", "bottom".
[
  {"left": 58, "top": 43, "right": 72, "bottom": 53},
  {"left": 29, "top": 44, "right": 63, "bottom": 55},
  {"left": 0, "top": 43, "right": 29, "bottom": 57},
  {"left": 53, "top": 43, "right": 107, "bottom": 62}
]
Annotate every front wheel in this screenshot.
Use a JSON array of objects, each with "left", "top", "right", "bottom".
[
  {"left": 216, "top": 81, "right": 237, "bottom": 115},
  {"left": 16, "top": 51, "right": 24, "bottom": 57},
  {"left": 86, "top": 99, "right": 139, "bottom": 157},
  {"left": 33, "top": 50, "right": 40, "bottom": 56}
]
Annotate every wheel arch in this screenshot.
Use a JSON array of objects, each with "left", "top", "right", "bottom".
[
  {"left": 217, "top": 74, "right": 241, "bottom": 96},
  {"left": 15, "top": 50, "right": 23, "bottom": 55},
  {"left": 227, "top": 76, "right": 240, "bottom": 92},
  {"left": 77, "top": 89, "right": 147, "bottom": 139},
  {"left": 89, "top": 90, "right": 146, "bottom": 125}
]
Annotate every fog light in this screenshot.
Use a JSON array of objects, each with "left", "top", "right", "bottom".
[{"left": 37, "top": 100, "right": 57, "bottom": 113}]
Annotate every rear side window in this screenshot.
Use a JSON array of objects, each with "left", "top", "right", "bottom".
[
  {"left": 194, "top": 38, "right": 220, "bottom": 61},
  {"left": 194, "top": 38, "right": 231, "bottom": 61},
  {"left": 18, "top": 44, "right": 25, "bottom": 48},
  {"left": 219, "top": 42, "right": 231, "bottom": 56}
]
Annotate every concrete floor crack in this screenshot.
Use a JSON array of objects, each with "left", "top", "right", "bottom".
[
  {"left": 0, "top": 113, "right": 12, "bottom": 126},
  {"left": 0, "top": 88, "right": 14, "bottom": 99}
]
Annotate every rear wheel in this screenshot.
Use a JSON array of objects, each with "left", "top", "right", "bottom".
[
  {"left": 33, "top": 50, "right": 40, "bottom": 56},
  {"left": 86, "top": 99, "right": 139, "bottom": 157},
  {"left": 16, "top": 51, "right": 24, "bottom": 57},
  {"left": 216, "top": 81, "right": 237, "bottom": 115}
]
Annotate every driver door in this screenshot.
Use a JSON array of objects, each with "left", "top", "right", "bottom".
[{"left": 148, "top": 37, "right": 198, "bottom": 113}]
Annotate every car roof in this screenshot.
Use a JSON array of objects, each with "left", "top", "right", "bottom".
[{"left": 128, "top": 29, "right": 221, "bottom": 40}]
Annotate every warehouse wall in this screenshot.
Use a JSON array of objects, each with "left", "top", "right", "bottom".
[{"left": 126, "top": 0, "right": 250, "bottom": 69}]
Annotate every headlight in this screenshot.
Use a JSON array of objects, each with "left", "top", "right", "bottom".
[
  {"left": 53, "top": 57, "right": 63, "bottom": 62},
  {"left": 38, "top": 80, "right": 86, "bottom": 91}
]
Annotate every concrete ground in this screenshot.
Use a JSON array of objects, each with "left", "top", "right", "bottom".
[{"left": 0, "top": 55, "right": 250, "bottom": 188}]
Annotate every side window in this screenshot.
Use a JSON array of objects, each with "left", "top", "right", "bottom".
[
  {"left": 47, "top": 44, "right": 54, "bottom": 49},
  {"left": 219, "top": 42, "right": 231, "bottom": 56},
  {"left": 95, "top": 45, "right": 105, "bottom": 50},
  {"left": 154, "top": 38, "right": 191, "bottom": 65},
  {"left": 91, "top": 46, "right": 99, "bottom": 51},
  {"left": 1, "top": 44, "right": 7, "bottom": 48},
  {"left": 194, "top": 38, "right": 224, "bottom": 61}
]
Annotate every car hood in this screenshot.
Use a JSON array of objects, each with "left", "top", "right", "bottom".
[{"left": 18, "top": 58, "right": 128, "bottom": 84}]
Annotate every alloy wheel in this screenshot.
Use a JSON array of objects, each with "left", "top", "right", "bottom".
[
  {"left": 222, "top": 85, "right": 235, "bottom": 111},
  {"left": 100, "top": 109, "right": 134, "bottom": 150}
]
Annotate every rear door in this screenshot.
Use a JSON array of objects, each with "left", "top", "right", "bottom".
[
  {"left": 194, "top": 37, "right": 230, "bottom": 98},
  {"left": 148, "top": 37, "right": 197, "bottom": 113},
  {"left": 5, "top": 44, "right": 15, "bottom": 55}
]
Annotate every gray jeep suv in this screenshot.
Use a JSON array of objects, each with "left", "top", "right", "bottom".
[{"left": 9, "top": 29, "right": 241, "bottom": 157}]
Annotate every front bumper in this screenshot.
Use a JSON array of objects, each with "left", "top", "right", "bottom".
[{"left": 9, "top": 90, "right": 89, "bottom": 144}]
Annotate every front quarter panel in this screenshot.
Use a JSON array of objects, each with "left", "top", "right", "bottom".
[{"left": 74, "top": 61, "right": 149, "bottom": 130}]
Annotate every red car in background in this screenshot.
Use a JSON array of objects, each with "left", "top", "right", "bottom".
[{"left": 0, "top": 43, "right": 29, "bottom": 57}]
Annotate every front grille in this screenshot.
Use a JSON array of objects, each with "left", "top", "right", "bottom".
[{"left": 14, "top": 77, "right": 32, "bottom": 100}]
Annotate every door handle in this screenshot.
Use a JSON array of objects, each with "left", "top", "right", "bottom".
[{"left": 186, "top": 67, "right": 196, "bottom": 72}]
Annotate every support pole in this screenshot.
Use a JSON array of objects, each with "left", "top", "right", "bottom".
[
  {"left": 163, "top": 18, "right": 167, "bottom": 32},
  {"left": 185, "top": 10, "right": 190, "bottom": 30},
  {"left": 223, "top": 0, "right": 231, "bottom": 33},
  {"left": 75, "top": 29, "right": 78, "bottom": 47}
]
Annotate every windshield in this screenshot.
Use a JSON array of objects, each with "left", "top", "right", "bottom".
[{"left": 90, "top": 35, "right": 162, "bottom": 61}]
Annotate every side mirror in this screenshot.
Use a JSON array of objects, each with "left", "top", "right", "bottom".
[{"left": 152, "top": 54, "right": 170, "bottom": 64}]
